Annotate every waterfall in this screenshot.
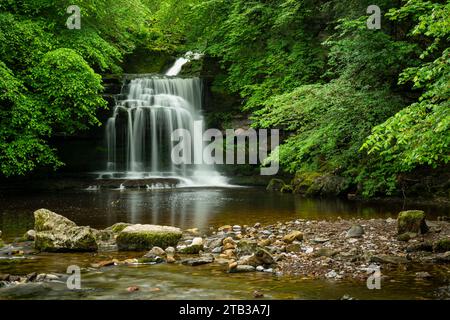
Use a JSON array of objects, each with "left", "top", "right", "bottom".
[{"left": 101, "top": 56, "right": 227, "bottom": 187}]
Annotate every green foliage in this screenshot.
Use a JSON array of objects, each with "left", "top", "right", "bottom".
[
  {"left": 254, "top": 80, "right": 406, "bottom": 176},
  {"left": 361, "top": 0, "right": 450, "bottom": 195}
]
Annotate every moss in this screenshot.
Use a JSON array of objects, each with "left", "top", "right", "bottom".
[
  {"left": 0, "top": 239, "right": 3, "bottom": 249},
  {"left": 117, "top": 231, "right": 182, "bottom": 251},
  {"left": 397, "top": 210, "right": 429, "bottom": 235},
  {"left": 179, "top": 244, "right": 203, "bottom": 254},
  {"left": 433, "top": 238, "right": 450, "bottom": 253},
  {"left": 109, "top": 223, "right": 131, "bottom": 234},
  {"left": 291, "top": 172, "right": 322, "bottom": 194}
]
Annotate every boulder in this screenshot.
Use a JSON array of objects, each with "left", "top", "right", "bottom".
[
  {"left": 229, "top": 265, "right": 255, "bottom": 273},
  {"left": 181, "top": 255, "right": 214, "bottom": 266},
  {"left": 34, "top": 209, "right": 97, "bottom": 252},
  {"left": 116, "top": 224, "right": 182, "bottom": 251},
  {"left": 397, "top": 210, "right": 428, "bottom": 235},
  {"left": 345, "top": 225, "right": 364, "bottom": 238}
]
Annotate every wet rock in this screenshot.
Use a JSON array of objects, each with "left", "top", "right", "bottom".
[
  {"left": 325, "top": 270, "right": 338, "bottom": 279},
  {"left": 116, "top": 224, "right": 182, "bottom": 251},
  {"left": 23, "top": 230, "right": 36, "bottom": 241},
  {"left": 218, "top": 225, "right": 232, "bottom": 232},
  {"left": 345, "top": 225, "right": 364, "bottom": 238},
  {"left": 433, "top": 238, "right": 450, "bottom": 253},
  {"left": 223, "top": 242, "right": 236, "bottom": 251},
  {"left": 312, "top": 238, "right": 329, "bottom": 244},
  {"left": 236, "top": 240, "right": 258, "bottom": 255},
  {"left": 223, "top": 237, "right": 236, "bottom": 246},
  {"left": 283, "top": 231, "right": 303, "bottom": 243},
  {"left": 256, "top": 266, "right": 264, "bottom": 272},
  {"left": 181, "top": 255, "right": 214, "bottom": 266},
  {"left": 165, "top": 246, "right": 175, "bottom": 255},
  {"left": 370, "top": 254, "right": 409, "bottom": 264},
  {"left": 258, "top": 239, "right": 272, "bottom": 247},
  {"left": 415, "top": 272, "right": 432, "bottom": 279},
  {"left": 397, "top": 210, "right": 428, "bottom": 235},
  {"left": 179, "top": 238, "right": 204, "bottom": 254},
  {"left": 147, "top": 246, "right": 166, "bottom": 257},
  {"left": 314, "top": 248, "right": 338, "bottom": 257},
  {"left": 253, "top": 290, "right": 264, "bottom": 298},
  {"left": 254, "top": 223, "right": 261, "bottom": 229},
  {"left": 212, "top": 246, "right": 222, "bottom": 253},
  {"left": 137, "top": 255, "right": 164, "bottom": 264},
  {"left": 397, "top": 232, "right": 417, "bottom": 242},
  {"left": 34, "top": 209, "right": 98, "bottom": 252},
  {"left": 232, "top": 225, "right": 241, "bottom": 232},
  {"left": 406, "top": 242, "right": 433, "bottom": 253},
  {"left": 433, "top": 251, "right": 450, "bottom": 263},
  {"left": 127, "top": 286, "right": 139, "bottom": 292},
  {"left": 230, "top": 265, "right": 255, "bottom": 273},
  {"left": 105, "top": 222, "right": 132, "bottom": 234}
]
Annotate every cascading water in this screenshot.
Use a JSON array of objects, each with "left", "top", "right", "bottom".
[{"left": 99, "top": 54, "right": 228, "bottom": 187}]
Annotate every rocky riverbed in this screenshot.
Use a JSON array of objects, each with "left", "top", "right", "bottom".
[{"left": 0, "top": 209, "right": 449, "bottom": 289}]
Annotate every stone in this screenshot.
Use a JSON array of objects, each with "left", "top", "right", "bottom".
[
  {"left": 181, "top": 255, "right": 214, "bottom": 266},
  {"left": 218, "top": 225, "right": 233, "bottom": 232},
  {"left": 23, "top": 230, "right": 36, "bottom": 241},
  {"left": 34, "top": 209, "right": 98, "bottom": 252},
  {"left": 116, "top": 224, "right": 182, "bottom": 251},
  {"left": 370, "top": 254, "right": 409, "bottom": 264},
  {"left": 325, "top": 270, "right": 338, "bottom": 278},
  {"left": 237, "top": 240, "right": 258, "bottom": 255},
  {"left": 127, "top": 286, "right": 139, "bottom": 292},
  {"left": 212, "top": 246, "right": 222, "bottom": 253},
  {"left": 137, "top": 255, "right": 164, "bottom": 264},
  {"left": 223, "top": 242, "right": 236, "bottom": 251},
  {"left": 258, "top": 239, "right": 272, "bottom": 247},
  {"left": 222, "top": 237, "right": 235, "bottom": 246},
  {"left": 433, "top": 251, "right": 450, "bottom": 263},
  {"left": 166, "top": 255, "right": 176, "bottom": 263},
  {"left": 105, "top": 222, "right": 131, "bottom": 234},
  {"left": 397, "top": 232, "right": 417, "bottom": 242},
  {"left": 165, "top": 246, "right": 176, "bottom": 255},
  {"left": 433, "top": 238, "right": 450, "bottom": 253},
  {"left": 314, "top": 248, "right": 338, "bottom": 257},
  {"left": 230, "top": 265, "right": 255, "bottom": 273},
  {"left": 191, "top": 237, "right": 203, "bottom": 247},
  {"left": 345, "top": 225, "right": 364, "bottom": 238},
  {"left": 397, "top": 210, "right": 428, "bottom": 235},
  {"left": 256, "top": 266, "right": 264, "bottom": 272},
  {"left": 232, "top": 225, "right": 241, "bottom": 232},
  {"left": 312, "top": 237, "right": 329, "bottom": 244},
  {"left": 283, "top": 231, "right": 303, "bottom": 243},
  {"left": 406, "top": 242, "right": 433, "bottom": 253},
  {"left": 228, "top": 261, "right": 238, "bottom": 270},
  {"left": 253, "top": 290, "right": 264, "bottom": 298},
  {"left": 415, "top": 272, "right": 432, "bottom": 279},
  {"left": 147, "top": 246, "right": 166, "bottom": 257}
]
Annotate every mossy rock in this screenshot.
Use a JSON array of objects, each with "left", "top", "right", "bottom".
[
  {"left": 433, "top": 238, "right": 450, "bottom": 253},
  {"left": 116, "top": 224, "right": 182, "bottom": 251},
  {"left": 179, "top": 244, "right": 203, "bottom": 254},
  {"left": 107, "top": 222, "right": 132, "bottom": 234},
  {"left": 34, "top": 209, "right": 98, "bottom": 252},
  {"left": 397, "top": 210, "right": 429, "bottom": 235}
]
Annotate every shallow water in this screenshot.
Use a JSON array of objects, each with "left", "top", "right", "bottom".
[{"left": 0, "top": 187, "right": 449, "bottom": 300}]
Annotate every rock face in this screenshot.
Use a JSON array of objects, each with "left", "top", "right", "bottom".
[
  {"left": 34, "top": 209, "right": 98, "bottom": 252},
  {"left": 116, "top": 224, "right": 182, "bottom": 251},
  {"left": 397, "top": 210, "right": 429, "bottom": 235}
]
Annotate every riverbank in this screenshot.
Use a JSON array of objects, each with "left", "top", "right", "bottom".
[{"left": 1, "top": 209, "right": 449, "bottom": 293}]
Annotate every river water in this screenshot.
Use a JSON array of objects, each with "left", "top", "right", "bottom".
[{"left": 0, "top": 187, "right": 449, "bottom": 299}]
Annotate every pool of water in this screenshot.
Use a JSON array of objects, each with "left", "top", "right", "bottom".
[{"left": 0, "top": 187, "right": 449, "bottom": 300}]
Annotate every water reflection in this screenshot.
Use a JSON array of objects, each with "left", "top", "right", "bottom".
[{"left": 0, "top": 187, "right": 448, "bottom": 240}]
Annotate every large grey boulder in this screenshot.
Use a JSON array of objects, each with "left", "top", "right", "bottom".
[{"left": 34, "top": 209, "right": 98, "bottom": 252}]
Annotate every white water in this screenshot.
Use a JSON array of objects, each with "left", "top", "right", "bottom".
[{"left": 101, "top": 55, "right": 227, "bottom": 187}]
